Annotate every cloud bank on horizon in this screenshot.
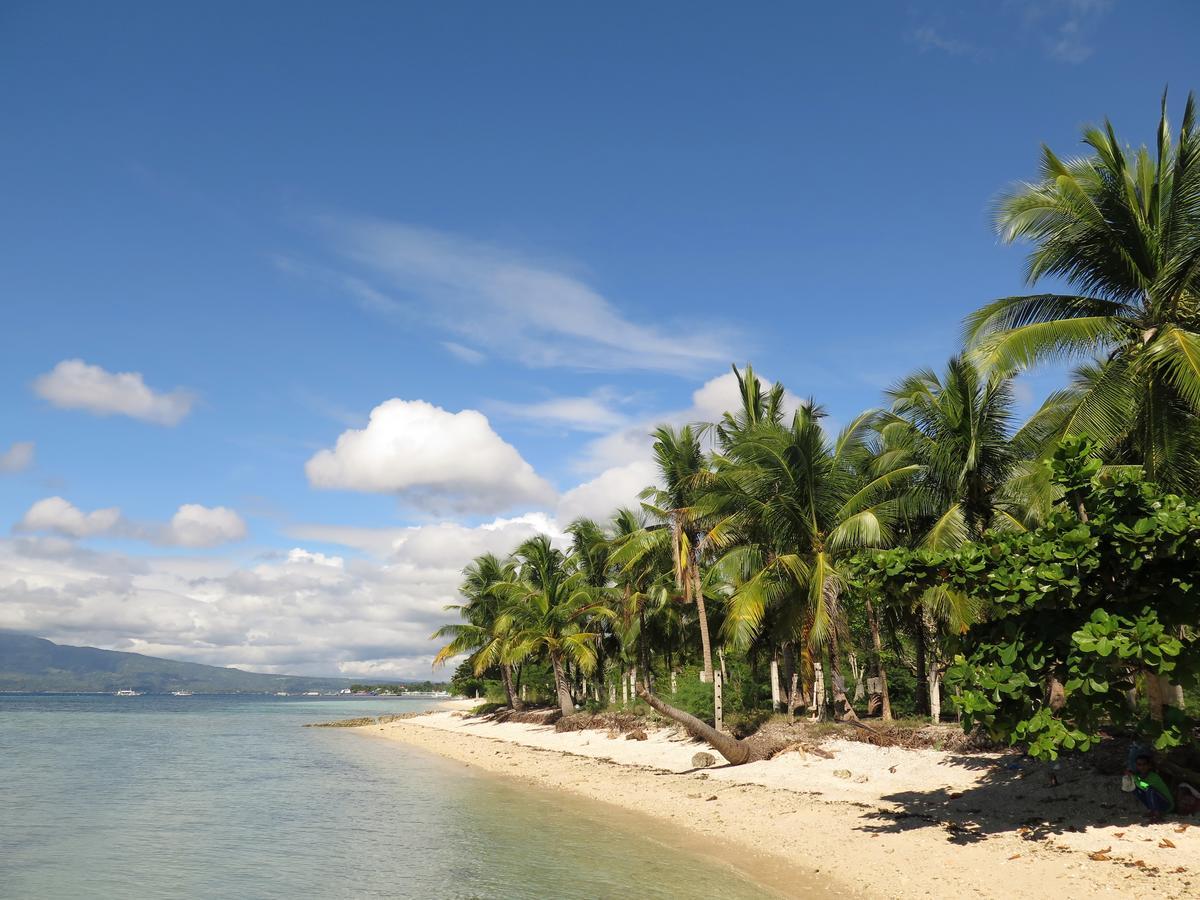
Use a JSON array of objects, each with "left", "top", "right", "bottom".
[{"left": 2, "top": 300, "right": 775, "bottom": 678}]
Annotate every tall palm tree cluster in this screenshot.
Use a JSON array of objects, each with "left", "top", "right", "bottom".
[{"left": 435, "top": 93, "right": 1200, "bottom": 727}]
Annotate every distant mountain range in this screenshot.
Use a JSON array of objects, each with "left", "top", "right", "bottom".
[{"left": 0, "top": 632, "right": 397, "bottom": 693}]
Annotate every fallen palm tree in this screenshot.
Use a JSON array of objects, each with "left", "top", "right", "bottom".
[{"left": 636, "top": 684, "right": 766, "bottom": 764}]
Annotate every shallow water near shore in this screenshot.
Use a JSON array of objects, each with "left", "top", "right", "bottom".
[{"left": 1, "top": 694, "right": 788, "bottom": 899}]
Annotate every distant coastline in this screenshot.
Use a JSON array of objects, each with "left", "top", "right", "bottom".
[
  {"left": 0, "top": 633, "right": 444, "bottom": 695},
  {"left": 356, "top": 706, "right": 1199, "bottom": 900}
]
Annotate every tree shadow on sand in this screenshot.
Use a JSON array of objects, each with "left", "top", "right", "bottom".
[{"left": 857, "top": 753, "right": 1160, "bottom": 845}]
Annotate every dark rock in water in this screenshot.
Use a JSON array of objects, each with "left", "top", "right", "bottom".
[
  {"left": 691, "top": 751, "right": 717, "bottom": 768},
  {"left": 305, "top": 717, "right": 377, "bottom": 728},
  {"left": 624, "top": 728, "right": 648, "bottom": 741},
  {"left": 305, "top": 711, "right": 425, "bottom": 728}
]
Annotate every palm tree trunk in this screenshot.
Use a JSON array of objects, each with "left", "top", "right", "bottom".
[
  {"left": 500, "top": 663, "right": 523, "bottom": 710},
  {"left": 770, "top": 651, "right": 782, "bottom": 712},
  {"left": 638, "top": 607, "right": 651, "bottom": 689},
  {"left": 692, "top": 552, "right": 714, "bottom": 683},
  {"left": 781, "top": 643, "right": 795, "bottom": 709},
  {"left": 914, "top": 613, "right": 929, "bottom": 717},
  {"left": 1145, "top": 668, "right": 1165, "bottom": 723},
  {"left": 550, "top": 651, "right": 575, "bottom": 718},
  {"left": 865, "top": 596, "right": 892, "bottom": 720},
  {"left": 921, "top": 610, "right": 939, "bottom": 724},
  {"left": 636, "top": 685, "right": 764, "bottom": 765},
  {"left": 827, "top": 632, "right": 859, "bottom": 721},
  {"left": 824, "top": 579, "right": 859, "bottom": 721}
]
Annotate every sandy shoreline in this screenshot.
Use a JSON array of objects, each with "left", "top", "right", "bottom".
[{"left": 360, "top": 707, "right": 1196, "bottom": 898}]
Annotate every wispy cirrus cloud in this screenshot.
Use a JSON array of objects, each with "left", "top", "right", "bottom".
[
  {"left": 910, "top": 25, "right": 991, "bottom": 61},
  {"left": 909, "top": 0, "right": 1114, "bottom": 65},
  {"left": 0, "top": 441, "right": 34, "bottom": 473},
  {"left": 492, "top": 389, "right": 631, "bottom": 433},
  {"left": 305, "top": 217, "right": 737, "bottom": 375},
  {"left": 441, "top": 341, "right": 487, "bottom": 365},
  {"left": 1031, "top": 0, "right": 1114, "bottom": 63}
]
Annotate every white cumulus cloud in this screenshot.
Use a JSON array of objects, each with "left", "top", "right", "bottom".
[
  {"left": 14, "top": 498, "right": 247, "bottom": 548},
  {"left": 16, "top": 497, "right": 122, "bottom": 538},
  {"left": 163, "top": 505, "right": 248, "bottom": 548},
  {"left": 555, "top": 460, "right": 657, "bottom": 525},
  {"left": 0, "top": 441, "right": 34, "bottom": 473},
  {"left": 305, "top": 398, "right": 556, "bottom": 514},
  {"left": 33, "top": 359, "right": 195, "bottom": 426}
]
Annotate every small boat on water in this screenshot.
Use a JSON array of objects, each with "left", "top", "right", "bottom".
[
  {"left": 275, "top": 691, "right": 289, "bottom": 696},
  {"left": 114, "top": 689, "right": 143, "bottom": 697},
  {"left": 171, "top": 690, "right": 193, "bottom": 696}
]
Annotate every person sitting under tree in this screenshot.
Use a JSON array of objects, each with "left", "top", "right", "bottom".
[{"left": 1131, "top": 753, "right": 1174, "bottom": 820}]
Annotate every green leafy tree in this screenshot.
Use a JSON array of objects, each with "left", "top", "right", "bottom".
[{"left": 859, "top": 438, "right": 1200, "bottom": 760}]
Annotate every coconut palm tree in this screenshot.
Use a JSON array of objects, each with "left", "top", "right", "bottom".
[
  {"left": 966, "top": 92, "right": 1200, "bottom": 493},
  {"left": 493, "top": 535, "right": 616, "bottom": 718},
  {"left": 431, "top": 553, "right": 523, "bottom": 709},
  {"left": 708, "top": 406, "right": 918, "bottom": 720},
  {"left": 620, "top": 425, "right": 717, "bottom": 683},
  {"left": 708, "top": 363, "right": 790, "bottom": 451},
  {"left": 878, "top": 355, "right": 1044, "bottom": 546}
]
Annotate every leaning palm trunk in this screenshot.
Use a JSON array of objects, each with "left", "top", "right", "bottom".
[
  {"left": 635, "top": 685, "right": 766, "bottom": 765},
  {"left": 550, "top": 651, "right": 575, "bottom": 718}
]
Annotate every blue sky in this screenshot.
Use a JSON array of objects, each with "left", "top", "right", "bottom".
[{"left": 1, "top": 1, "right": 1196, "bottom": 676}]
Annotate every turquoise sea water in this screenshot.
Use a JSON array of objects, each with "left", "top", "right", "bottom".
[{"left": 1, "top": 694, "right": 776, "bottom": 899}]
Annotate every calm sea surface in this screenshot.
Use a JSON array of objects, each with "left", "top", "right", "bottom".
[{"left": 0, "top": 694, "right": 777, "bottom": 899}]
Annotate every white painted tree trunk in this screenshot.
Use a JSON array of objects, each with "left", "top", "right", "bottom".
[
  {"left": 770, "top": 658, "right": 781, "bottom": 711},
  {"left": 713, "top": 668, "right": 724, "bottom": 733},
  {"left": 609, "top": 682, "right": 616, "bottom": 704},
  {"left": 520, "top": 684, "right": 527, "bottom": 702},
  {"left": 810, "top": 662, "right": 825, "bottom": 719},
  {"left": 622, "top": 669, "right": 629, "bottom": 705},
  {"left": 670, "top": 670, "right": 678, "bottom": 694},
  {"left": 630, "top": 665, "right": 637, "bottom": 698},
  {"left": 928, "top": 670, "right": 941, "bottom": 724},
  {"left": 848, "top": 652, "right": 866, "bottom": 703},
  {"left": 1160, "top": 675, "right": 1186, "bottom": 710}
]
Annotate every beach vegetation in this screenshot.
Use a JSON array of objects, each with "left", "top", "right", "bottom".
[{"left": 433, "top": 92, "right": 1200, "bottom": 767}]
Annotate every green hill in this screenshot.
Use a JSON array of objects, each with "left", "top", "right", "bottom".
[{"left": 0, "top": 632, "right": 390, "bottom": 693}]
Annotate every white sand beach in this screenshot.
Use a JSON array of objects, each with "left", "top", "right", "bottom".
[{"left": 362, "top": 710, "right": 1198, "bottom": 899}]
